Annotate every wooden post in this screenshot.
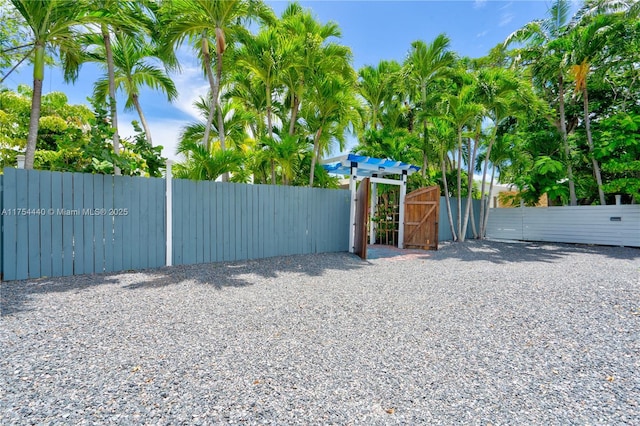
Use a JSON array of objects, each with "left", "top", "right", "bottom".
[
  {"left": 369, "top": 178, "right": 377, "bottom": 245},
  {"left": 398, "top": 170, "right": 407, "bottom": 249},
  {"left": 348, "top": 162, "right": 357, "bottom": 253}
]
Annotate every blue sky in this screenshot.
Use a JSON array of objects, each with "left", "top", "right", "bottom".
[{"left": 3, "top": 1, "right": 580, "bottom": 160}]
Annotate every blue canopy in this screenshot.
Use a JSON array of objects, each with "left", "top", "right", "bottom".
[{"left": 322, "top": 154, "right": 420, "bottom": 178}]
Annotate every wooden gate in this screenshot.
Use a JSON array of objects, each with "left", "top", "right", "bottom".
[
  {"left": 403, "top": 186, "right": 439, "bottom": 250},
  {"left": 354, "top": 178, "right": 370, "bottom": 259}
]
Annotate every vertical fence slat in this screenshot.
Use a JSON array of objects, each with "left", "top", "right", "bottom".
[
  {"left": 112, "top": 176, "right": 125, "bottom": 272},
  {"left": 15, "top": 170, "right": 28, "bottom": 279},
  {"left": 171, "top": 179, "right": 182, "bottom": 266},
  {"left": 237, "top": 184, "right": 246, "bottom": 260},
  {"left": 26, "top": 170, "right": 40, "bottom": 279},
  {"left": 3, "top": 169, "right": 17, "bottom": 280},
  {"left": 93, "top": 174, "right": 105, "bottom": 274},
  {"left": 103, "top": 175, "right": 115, "bottom": 272},
  {"left": 196, "top": 181, "right": 204, "bottom": 264},
  {"left": 185, "top": 179, "right": 196, "bottom": 264},
  {"left": 82, "top": 173, "right": 95, "bottom": 275},
  {"left": 38, "top": 171, "right": 52, "bottom": 278},
  {"left": 246, "top": 184, "right": 254, "bottom": 260},
  {"left": 202, "top": 181, "right": 211, "bottom": 263},
  {"left": 49, "top": 172, "right": 63, "bottom": 277},
  {"left": 150, "top": 177, "right": 163, "bottom": 268}
]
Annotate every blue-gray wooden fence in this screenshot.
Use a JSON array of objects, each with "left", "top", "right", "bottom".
[
  {"left": 1, "top": 168, "right": 166, "bottom": 281},
  {"left": 437, "top": 197, "right": 482, "bottom": 242},
  {"left": 0, "top": 168, "right": 351, "bottom": 281},
  {"left": 171, "top": 180, "right": 350, "bottom": 266}
]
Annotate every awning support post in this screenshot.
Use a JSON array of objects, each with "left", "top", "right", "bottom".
[
  {"left": 348, "top": 162, "right": 357, "bottom": 253},
  {"left": 398, "top": 170, "right": 407, "bottom": 249}
]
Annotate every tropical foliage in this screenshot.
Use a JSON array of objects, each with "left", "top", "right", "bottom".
[{"left": 1, "top": 0, "right": 638, "bottom": 238}]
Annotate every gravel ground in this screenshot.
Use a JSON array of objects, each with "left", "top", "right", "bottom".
[{"left": 1, "top": 240, "right": 639, "bottom": 425}]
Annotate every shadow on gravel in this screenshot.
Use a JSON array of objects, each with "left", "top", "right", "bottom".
[
  {"left": 431, "top": 240, "right": 640, "bottom": 264},
  {"left": 1, "top": 252, "right": 364, "bottom": 317}
]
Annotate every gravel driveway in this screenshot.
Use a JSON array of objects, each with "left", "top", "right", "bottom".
[{"left": 1, "top": 240, "right": 639, "bottom": 424}]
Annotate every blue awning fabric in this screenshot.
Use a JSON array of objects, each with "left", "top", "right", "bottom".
[{"left": 322, "top": 154, "right": 420, "bottom": 178}]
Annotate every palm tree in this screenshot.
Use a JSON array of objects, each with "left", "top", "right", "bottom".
[
  {"left": 179, "top": 96, "right": 255, "bottom": 154},
  {"left": 10, "top": 0, "right": 85, "bottom": 169},
  {"left": 174, "top": 139, "right": 244, "bottom": 181},
  {"left": 473, "top": 66, "right": 535, "bottom": 237},
  {"left": 162, "top": 0, "right": 273, "bottom": 156},
  {"left": 404, "top": 35, "right": 456, "bottom": 176},
  {"left": 505, "top": 0, "right": 577, "bottom": 205},
  {"left": 83, "top": 0, "right": 155, "bottom": 174},
  {"left": 357, "top": 60, "right": 402, "bottom": 130},
  {"left": 279, "top": 2, "right": 351, "bottom": 137},
  {"left": 569, "top": 17, "right": 609, "bottom": 205},
  {"left": 441, "top": 81, "right": 484, "bottom": 242},
  {"left": 90, "top": 33, "right": 177, "bottom": 146},
  {"left": 305, "top": 74, "right": 360, "bottom": 187}
]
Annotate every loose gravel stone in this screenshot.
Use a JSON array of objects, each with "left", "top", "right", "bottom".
[{"left": 1, "top": 240, "right": 639, "bottom": 424}]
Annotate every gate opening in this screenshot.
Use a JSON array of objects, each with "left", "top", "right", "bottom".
[{"left": 323, "top": 154, "right": 438, "bottom": 259}]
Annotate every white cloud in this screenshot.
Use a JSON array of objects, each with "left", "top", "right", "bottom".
[
  {"left": 474, "top": 0, "right": 487, "bottom": 9},
  {"left": 500, "top": 12, "right": 514, "bottom": 27},
  {"left": 169, "top": 64, "right": 209, "bottom": 120},
  {"left": 476, "top": 30, "right": 488, "bottom": 38},
  {"left": 499, "top": 1, "right": 513, "bottom": 11},
  {"left": 119, "top": 114, "right": 185, "bottom": 162}
]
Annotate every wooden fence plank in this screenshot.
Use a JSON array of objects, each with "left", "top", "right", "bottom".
[
  {"left": 26, "top": 170, "right": 41, "bottom": 279},
  {"left": 15, "top": 170, "right": 28, "bottom": 279},
  {"left": 138, "top": 177, "right": 150, "bottom": 269},
  {"left": 39, "top": 171, "right": 53, "bottom": 278},
  {"left": 50, "top": 172, "right": 63, "bottom": 277},
  {"left": 220, "top": 183, "right": 229, "bottom": 261},
  {"left": 93, "top": 174, "right": 105, "bottom": 274},
  {"left": 196, "top": 181, "right": 204, "bottom": 264},
  {"left": 102, "top": 175, "right": 115, "bottom": 272},
  {"left": 202, "top": 181, "right": 211, "bottom": 263},
  {"left": 172, "top": 179, "right": 183, "bottom": 266},
  {"left": 112, "top": 176, "right": 125, "bottom": 272},
  {"left": 82, "top": 173, "right": 95, "bottom": 275},
  {"left": 246, "top": 184, "right": 255, "bottom": 260},
  {"left": 123, "top": 176, "right": 135, "bottom": 271},
  {"left": 238, "top": 184, "right": 247, "bottom": 260},
  {"left": 71, "top": 173, "right": 84, "bottom": 275},
  {"left": 212, "top": 182, "right": 222, "bottom": 262},
  {"left": 3, "top": 169, "right": 17, "bottom": 280},
  {"left": 186, "top": 179, "right": 196, "bottom": 264},
  {"left": 150, "top": 177, "right": 164, "bottom": 268},
  {"left": 60, "top": 173, "right": 74, "bottom": 276}
]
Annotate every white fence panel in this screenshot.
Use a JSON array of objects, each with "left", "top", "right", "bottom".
[
  {"left": 487, "top": 205, "right": 640, "bottom": 247},
  {"left": 485, "top": 208, "right": 523, "bottom": 240}
]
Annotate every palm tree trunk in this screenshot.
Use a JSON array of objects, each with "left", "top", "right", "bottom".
[
  {"left": 103, "top": 24, "right": 120, "bottom": 175},
  {"left": 24, "top": 42, "right": 45, "bottom": 170},
  {"left": 456, "top": 128, "right": 463, "bottom": 241},
  {"left": 266, "top": 82, "right": 273, "bottom": 139},
  {"left": 132, "top": 94, "right": 153, "bottom": 146},
  {"left": 558, "top": 73, "right": 576, "bottom": 205},
  {"left": 215, "top": 51, "right": 226, "bottom": 151},
  {"left": 309, "top": 127, "right": 322, "bottom": 187},
  {"left": 478, "top": 131, "right": 496, "bottom": 239},
  {"left": 583, "top": 87, "right": 606, "bottom": 205},
  {"left": 288, "top": 95, "right": 300, "bottom": 136},
  {"left": 461, "top": 135, "right": 479, "bottom": 240},
  {"left": 217, "top": 102, "right": 229, "bottom": 182},
  {"left": 442, "top": 155, "right": 457, "bottom": 242},
  {"left": 483, "top": 165, "right": 497, "bottom": 236},
  {"left": 201, "top": 34, "right": 218, "bottom": 152}
]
